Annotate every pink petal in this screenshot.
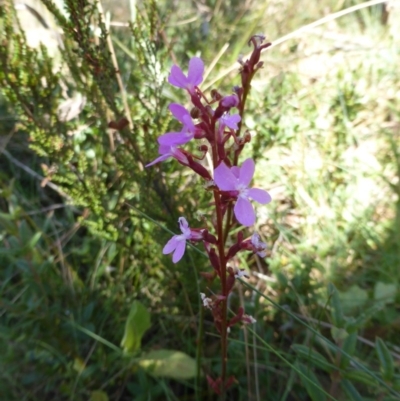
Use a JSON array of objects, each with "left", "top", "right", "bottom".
[
  {"left": 251, "top": 233, "right": 261, "bottom": 247},
  {"left": 221, "top": 114, "right": 241, "bottom": 130},
  {"left": 234, "top": 198, "right": 255, "bottom": 226},
  {"left": 169, "top": 103, "right": 189, "bottom": 123},
  {"left": 239, "top": 158, "right": 255, "bottom": 187},
  {"left": 170, "top": 148, "right": 189, "bottom": 165},
  {"left": 214, "top": 162, "right": 238, "bottom": 191},
  {"left": 168, "top": 65, "right": 188, "bottom": 88},
  {"left": 221, "top": 94, "right": 239, "bottom": 108},
  {"left": 187, "top": 57, "right": 204, "bottom": 86},
  {"left": 182, "top": 114, "right": 195, "bottom": 132},
  {"left": 159, "top": 144, "right": 172, "bottom": 154},
  {"left": 178, "top": 217, "right": 189, "bottom": 232},
  {"left": 145, "top": 153, "right": 171, "bottom": 167},
  {"left": 172, "top": 240, "right": 186, "bottom": 263},
  {"left": 158, "top": 132, "right": 191, "bottom": 147},
  {"left": 248, "top": 188, "right": 271, "bottom": 204},
  {"left": 163, "top": 236, "right": 179, "bottom": 254},
  {"left": 231, "top": 166, "right": 240, "bottom": 178}
]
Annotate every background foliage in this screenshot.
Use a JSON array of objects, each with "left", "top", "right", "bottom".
[{"left": 0, "top": 0, "right": 399, "bottom": 400}]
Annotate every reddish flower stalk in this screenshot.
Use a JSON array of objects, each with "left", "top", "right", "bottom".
[{"left": 146, "top": 35, "right": 272, "bottom": 397}]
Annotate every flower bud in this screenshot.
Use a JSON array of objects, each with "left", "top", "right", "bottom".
[
  {"left": 228, "top": 306, "right": 244, "bottom": 327},
  {"left": 243, "top": 131, "right": 252, "bottom": 143},
  {"left": 190, "top": 107, "right": 200, "bottom": 119},
  {"left": 211, "top": 89, "right": 222, "bottom": 101},
  {"left": 256, "top": 61, "right": 264, "bottom": 70}
]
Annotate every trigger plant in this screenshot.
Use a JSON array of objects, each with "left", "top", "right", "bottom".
[{"left": 147, "top": 35, "right": 272, "bottom": 397}]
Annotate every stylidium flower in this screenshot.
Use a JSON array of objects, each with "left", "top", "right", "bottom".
[
  {"left": 251, "top": 232, "right": 267, "bottom": 257},
  {"left": 200, "top": 293, "right": 213, "bottom": 309},
  {"left": 145, "top": 144, "right": 188, "bottom": 167},
  {"left": 214, "top": 158, "right": 271, "bottom": 226},
  {"left": 158, "top": 104, "right": 196, "bottom": 147},
  {"left": 242, "top": 314, "right": 257, "bottom": 324},
  {"left": 219, "top": 113, "right": 241, "bottom": 130},
  {"left": 163, "top": 217, "right": 203, "bottom": 263},
  {"left": 168, "top": 57, "right": 204, "bottom": 94},
  {"left": 234, "top": 269, "right": 249, "bottom": 279}
]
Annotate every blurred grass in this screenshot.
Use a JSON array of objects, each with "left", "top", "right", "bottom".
[{"left": 1, "top": 0, "right": 400, "bottom": 400}]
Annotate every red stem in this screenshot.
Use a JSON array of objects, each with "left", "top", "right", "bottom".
[{"left": 211, "top": 120, "right": 228, "bottom": 398}]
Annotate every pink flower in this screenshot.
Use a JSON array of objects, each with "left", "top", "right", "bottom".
[
  {"left": 250, "top": 233, "right": 267, "bottom": 257},
  {"left": 163, "top": 217, "right": 203, "bottom": 263},
  {"left": 221, "top": 94, "right": 239, "bottom": 108},
  {"left": 213, "top": 158, "right": 271, "bottom": 226},
  {"left": 145, "top": 144, "right": 188, "bottom": 167},
  {"left": 219, "top": 113, "right": 241, "bottom": 130},
  {"left": 168, "top": 57, "right": 204, "bottom": 94},
  {"left": 158, "top": 104, "right": 196, "bottom": 147}
]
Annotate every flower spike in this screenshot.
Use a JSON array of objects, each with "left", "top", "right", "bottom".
[{"left": 149, "top": 44, "right": 273, "bottom": 393}]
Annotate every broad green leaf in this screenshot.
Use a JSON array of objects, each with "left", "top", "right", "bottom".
[
  {"left": 291, "top": 344, "right": 334, "bottom": 373},
  {"left": 338, "top": 285, "right": 368, "bottom": 315},
  {"left": 90, "top": 390, "right": 109, "bottom": 401},
  {"left": 374, "top": 282, "right": 397, "bottom": 305},
  {"left": 376, "top": 337, "right": 394, "bottom": 382},
  {"left": 340, "top": 379, "right": 364, "bottom": 401},
  {"left": 296, "top": 362, "right": 327, "bottom": 401},
  {"left": 328, "top": 283, "right": 345, "bottom": 328},
  {"left": 138, "top": 349, "right": 196, "bottom": 379},
  {"left": 331, "top": 327, "right": 348, "bottom": 343},
  {"left": 121, "top": 301, "right": 151, "bottom": 353}
]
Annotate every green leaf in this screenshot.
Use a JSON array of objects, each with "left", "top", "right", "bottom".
[
  {"left": 376, "top": 337, "right": 394, "bottom": 382},
  {"left": 296, "top": 362, "right": 327, "bottom": 401},
  {"left": 340, "top": 379, "right": 364, "bottom": 401},
  {"left": 346, "top": 303, "right": 384, "bottom": 333},
  {"left": 343, "top": 370, "right": 377, "bottom": 387},
  {"left": 19, "top": 220, "right": 33, "bottom": 246},
  {"left": 291, "top": 344, "right": 334, "bottom": 373},
  {"left": 340, "top": 332, "right": 358, "bottom": 369},
  {"left": 338, "top": 285, "right": 368, "bottom": 315},
  {"left": 0, "top": 212, "right": 18, "bottom": 234},
  {"left": 374, "top": 282, "right": 397, "bottom": 305},
  {"left": 328, "top": 283, "right": 345, "bottom": 328},
  {"left": 27, "top": 232, "right": 42, "bottom": 250},
  {"left": 138, "top": 349, "right": 196, "bottom": 379},
  {"left": 121, "top": 301, "right": 151, "bottom": 353}
]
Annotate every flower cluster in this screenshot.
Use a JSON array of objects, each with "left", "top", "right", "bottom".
[{"left": 146, "top": 35, "right": 271, "bottom": 394}]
